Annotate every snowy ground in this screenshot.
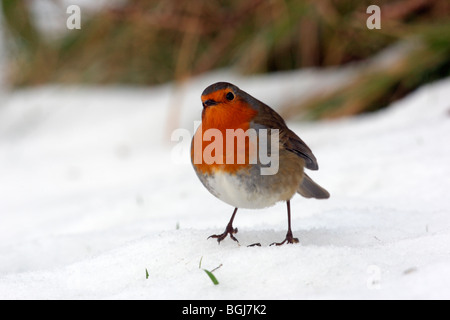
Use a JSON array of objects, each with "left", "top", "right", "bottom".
[{"left": 0, "top": 70, "right": 449, "bottom": 300}]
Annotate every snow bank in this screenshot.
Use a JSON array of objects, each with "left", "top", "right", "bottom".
[{"left": 0, "top": 71, "right": 449, "bottom": 299}]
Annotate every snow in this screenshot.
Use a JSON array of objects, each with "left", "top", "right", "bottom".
[{"left": 0, "top": 70, "right": 450, "bottom": 300}]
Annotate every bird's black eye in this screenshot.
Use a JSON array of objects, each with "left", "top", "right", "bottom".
[{"left": 226, "top": 92, "right": 234, "bottom": 101}]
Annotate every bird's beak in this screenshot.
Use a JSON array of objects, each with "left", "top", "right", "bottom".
[{"left": 202, "top": 99, "right": 217, "bottom": 108}]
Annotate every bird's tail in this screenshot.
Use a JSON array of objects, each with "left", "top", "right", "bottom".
[{"left": 297, "top": 173, "right": 330, "bottom": 199}]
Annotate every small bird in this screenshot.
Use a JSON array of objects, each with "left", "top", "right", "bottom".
[{"left": 191, "top": 82, "right": 329, "bottom": 245}]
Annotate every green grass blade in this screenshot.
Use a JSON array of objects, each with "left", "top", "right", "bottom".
[{"left": 203, "top": 269, "right": 219, "bottom": 285}]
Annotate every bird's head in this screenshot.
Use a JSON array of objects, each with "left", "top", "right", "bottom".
[{"left": 200, "top": 82, "right": 257, "bottom": 128}]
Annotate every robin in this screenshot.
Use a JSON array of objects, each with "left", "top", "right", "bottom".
[{"left": 191, "top": 82, "right": 329, "bottom": 245}]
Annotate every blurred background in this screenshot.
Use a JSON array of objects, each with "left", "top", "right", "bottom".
[{"left": 1, "top": 0, "right": 450, "bottom": 119}]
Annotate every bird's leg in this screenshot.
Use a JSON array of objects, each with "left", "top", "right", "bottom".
[
  {"left": 208, "top": 208, "right": 239, "bottom": 244},
  {"left": 271, "top": 200, "right": 299, "bottom": 246}
]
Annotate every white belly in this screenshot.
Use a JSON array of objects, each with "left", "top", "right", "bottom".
[{"left": 204, "top": 170, "right": 285, "bottom": 209}]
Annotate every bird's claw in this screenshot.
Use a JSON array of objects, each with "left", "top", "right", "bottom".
[
  {"left": 270, "top": 231, "right": 299, "bottom": 246},
  {"left": 247, "top": 242, "right": 261, "bottom": 247},
  {"left": 208, "top": 226, "right": 239, "bottom": 244}
]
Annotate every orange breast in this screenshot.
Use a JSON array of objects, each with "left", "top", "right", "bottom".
[{"left": 191, "top": 100, "right": 258, "bottom": 175}]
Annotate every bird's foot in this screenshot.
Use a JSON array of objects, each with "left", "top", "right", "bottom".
[
  {"left": 208, "top": 225, "right": 239, "bottom": 244},
  {"left": 270, "top": 230, "right": 299, "bottom": 246}
]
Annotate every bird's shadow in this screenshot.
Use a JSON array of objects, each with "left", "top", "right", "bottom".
[{"left": 237, "top": 228, "right": 381, "bottom": 248}]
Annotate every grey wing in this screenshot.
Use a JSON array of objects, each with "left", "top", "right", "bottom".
[
  {"left": 248, "top": 97, "right": 319, "bottom": 170},
  {"left": 283, "top": 130, "right": 319, "bottom": 170}
]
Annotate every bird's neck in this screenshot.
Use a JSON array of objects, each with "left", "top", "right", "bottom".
[{"left": 201, "top": 102, "right": 258, "bottom": 132}]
